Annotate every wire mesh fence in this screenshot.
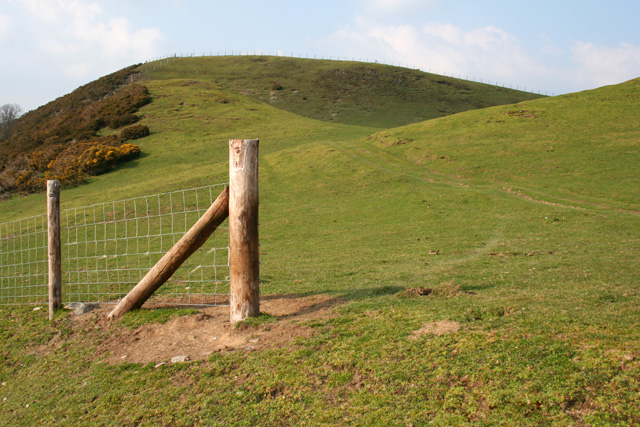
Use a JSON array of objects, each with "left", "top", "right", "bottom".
[
  {"left": 0, "top": 214, "right": 49, "bottom": 305},
  {"left": 0, "top": 184, "right": 230, "bottom": 306}
]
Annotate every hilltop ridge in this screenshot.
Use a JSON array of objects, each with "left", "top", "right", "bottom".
[{"left": 140, "top": 55, "right": 542, "bottom": 128}]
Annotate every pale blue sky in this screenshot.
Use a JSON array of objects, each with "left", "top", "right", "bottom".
[{"left": 2, "top": 0, "right": 639, "bottom": 112}]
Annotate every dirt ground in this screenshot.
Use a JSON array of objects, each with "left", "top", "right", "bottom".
[
  {"left": 72, "top": 294, "right": 341, "bottom": 365},
  {"left": 409, "top": 320, "right": 460, "bottom": 339}
]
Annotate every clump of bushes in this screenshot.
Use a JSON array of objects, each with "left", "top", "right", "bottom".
[
  {"left": 121, "top": 124, "right": 150, "bottom": 141},
  {"left": 1, "top": 138, "right": 143, "bottom": 195},
  {"left": 77, "top": 142, "right": 141, "bottom": 176},
  {"left": 0, "top": 65, "right": 152, "bottom": 198},
  {"left": 14, "top": 167, "right": 45, "bottom": 194},
  {"left": 42, "top": 141, "right": 141, "bottom": 189},
  {"left": 103, "top": 114, "right": 139, "bottom": 129}
]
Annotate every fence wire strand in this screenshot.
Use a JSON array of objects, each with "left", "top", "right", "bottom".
[
  {"left": 0, "top": 214, "right": 49, "bottom": 305},
  {"left": 0, "top": 184, "right": 230, "bottom": 306}
]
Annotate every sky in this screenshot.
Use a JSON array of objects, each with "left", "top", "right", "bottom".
[{"left": 1, "top": 0, "right": 639, "bottom": 112}]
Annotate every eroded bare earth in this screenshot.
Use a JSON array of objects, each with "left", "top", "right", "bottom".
[{"left": 71, "top": 294, "right": 341, "bottom": 365}]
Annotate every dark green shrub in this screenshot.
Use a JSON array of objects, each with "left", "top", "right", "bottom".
[
  {"left": 105, "top": 114, "right": 139, "bottom": 129},
  {"left": 100, "top": 85, "right": 151, "bottom": 116},
  {"left": 120, "top": 124, "right": 150, "bottom": 141}
]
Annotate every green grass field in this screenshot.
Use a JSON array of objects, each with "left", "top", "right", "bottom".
[{"left": 0, "top": 58, "right": 638, "bottom": 426}]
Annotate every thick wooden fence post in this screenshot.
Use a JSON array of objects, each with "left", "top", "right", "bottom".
[
  {"left": 107, "top": 187, "right": 230, "bottom": 320},
  {"left": 47, "top": 180, "right": 62, "bottom": 320},
  {"left": 229, "top": 139, "right": 260, "bottom": 324}
]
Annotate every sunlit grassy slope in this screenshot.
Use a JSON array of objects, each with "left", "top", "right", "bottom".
[
  {"left": 0, "top": 78, "right": 377, "bottom": 221},
  {"left": 0, "top": 58, "right": 639, "bottom": 425},
  {"left": 368, "top": 77, "right": 640, "bottom": 211},
  {"left": 141, "top": 55, "right": 542, "bottom": 128}
]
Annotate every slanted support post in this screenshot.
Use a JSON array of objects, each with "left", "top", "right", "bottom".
[
  {"left": 107, "top": 188, "right": 230, "bottom": 320},
  {"left": 47, "top": 180, "right": 62, "bottom": 320},
  {"left": 229, "top": 139, "right": 260, "bottom": 324}
]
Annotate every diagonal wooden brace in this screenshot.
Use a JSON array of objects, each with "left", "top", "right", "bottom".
[{"left": 108, "top": 187, "right": 229, "bottom": 320}]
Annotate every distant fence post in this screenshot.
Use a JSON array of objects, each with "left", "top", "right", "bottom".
[
  {"left": 229, "top": 139, "right": 260, "bottom": 324},
  {"left": 47, "top": 180, "right": 62, "bottom": 320}
]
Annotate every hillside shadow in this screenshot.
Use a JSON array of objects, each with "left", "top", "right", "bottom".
[{"left": 116, "top": 152, "right": 150, "bottom": 170}]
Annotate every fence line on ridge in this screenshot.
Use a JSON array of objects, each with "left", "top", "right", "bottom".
[{"left": 138, "top": 51, "right": 552, "bottom": 96}]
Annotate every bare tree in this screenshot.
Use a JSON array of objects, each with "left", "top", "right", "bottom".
[{"left": 0, "top": 103, "right": 23, "bottom": 140}]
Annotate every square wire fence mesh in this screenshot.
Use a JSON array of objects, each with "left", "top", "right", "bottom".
[
  {"left": 0, "top": 184, "right": 230, "bottom": 306},
  {"left": 0, "top": 214, "right": 49, "bottom": 305},
  {"left": 62, "top": 184, "right": 230, "bottom": 306}
]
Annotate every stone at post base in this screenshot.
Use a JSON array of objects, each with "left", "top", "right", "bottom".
[{"left": 64, "top": 302, "right": 96, "bottom": 315}]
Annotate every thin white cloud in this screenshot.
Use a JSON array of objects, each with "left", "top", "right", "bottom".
[
  {"left": 13, "top": 0, "right": 163, "bottom": 78},
  {"left": 354, "top": 0, "right": 442, "bottom": 17},
  {"left": 62, "top": 61, "right": 93, "bottom": 79},
  {"left": 538, "top": 33, "right": 564, "bottom": 57},
  {"left": 418, "top": 23, "right": 552, "bottom": 83},
  {"left": 15, "top": 0, "right": 101, "bottom": 25},
  {"left": 571, "top": 41, "right": 640, "bottom": 87},
  {"left": 323, "top": 20, "right": 553, "bottom": 90},
  {"left": 64, "top": 15, "right": 163, "bottom": 60},
  {"left": 0, "top": 14, "right": 11, "bottom": 40}
]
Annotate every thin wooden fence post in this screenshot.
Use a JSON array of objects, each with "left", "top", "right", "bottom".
[
  {"left": 229, "top": 139, "right": 260, "bottom": 324},
  {"left": 47, "top": 180, "right": 62, "bottom": 320}
]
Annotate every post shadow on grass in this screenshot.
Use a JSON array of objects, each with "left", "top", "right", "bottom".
[
  {"left": 260, "top": 285, "right": 405, "bottom": 318},
  {"left": 459, "top": 282, "right": 495, "bottom": 292},
  {"left": 106, "top": 281, "right": 485, "bottom": 323}
]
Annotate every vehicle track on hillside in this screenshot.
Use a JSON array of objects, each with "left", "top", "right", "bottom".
[
  {"left": 326, "top": 139, "right": 639, "bottom": 216},
  {"left": 324, "top": 138, "right": 512, "bottom": 276},
  {"left": 323, "top": 139, "right": 469, "bottom": 189}
]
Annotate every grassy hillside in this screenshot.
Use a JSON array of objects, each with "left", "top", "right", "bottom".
[
  {"left": 140, "top": 56, "right": 542, "bottom": 128},
  {"left": 0, "top": 61, "right": 639, "bottom": 425},
  {"left": 0, "top": 56, "right": 539, "bottom": 199},
  {"left": 367, "top": 77, "right": 640, "bottom": 211}
]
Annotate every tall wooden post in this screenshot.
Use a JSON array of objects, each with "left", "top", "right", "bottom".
[
  {"left": 229, "top": 139, "right": 260, "bottom": 324},
  {"left": 47, "top": 180, "right": 62, "bottom": 320}
]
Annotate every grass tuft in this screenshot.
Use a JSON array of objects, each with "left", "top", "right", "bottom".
[{"left": 234, "top": 312, "right": 278, "bottom": 330}]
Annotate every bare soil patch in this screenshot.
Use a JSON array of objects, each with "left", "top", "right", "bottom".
[
  {"left": 409, "top": 320, "right": 461, "bottom": 339},
  {"left": 71, "top": 294, "right": 341, "bottom": 365}
]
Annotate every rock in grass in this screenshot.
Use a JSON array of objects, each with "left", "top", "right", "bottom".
[{"left": 64, "top": 302, "right": 95, "bottom": 315}]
